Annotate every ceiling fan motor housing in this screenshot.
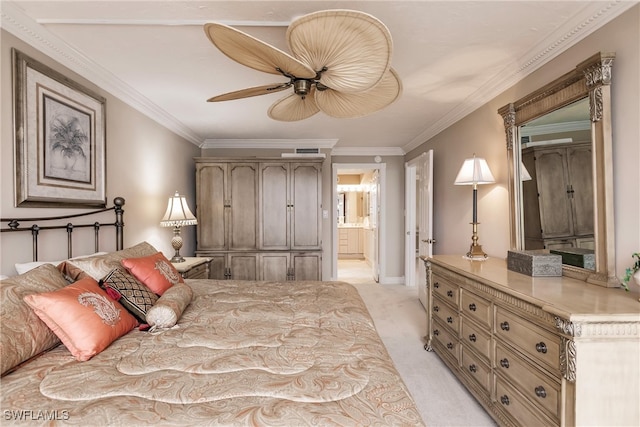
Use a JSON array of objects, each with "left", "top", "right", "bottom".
[{"left": 293, "top": 79, "right": 311, "bottom": 97}]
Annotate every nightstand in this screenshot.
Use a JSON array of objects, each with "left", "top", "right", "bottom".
[{"left": 173, "top": 257, "right": 211, "bottom": 279}]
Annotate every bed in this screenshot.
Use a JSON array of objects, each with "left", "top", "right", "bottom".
[{"left": 1, "top": 198, "right": 424, "bottom": 426}]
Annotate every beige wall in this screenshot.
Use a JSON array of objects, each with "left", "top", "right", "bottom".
[
  {"left": 406, "top": 5, "right": 640, "bottom": 279},
  {"left": 0, "top": 30, "right": 200, "bottom": 276}
]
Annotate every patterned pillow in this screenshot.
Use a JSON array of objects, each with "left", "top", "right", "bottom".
[
  {"left": 59, "top": 242, "right": 158, "bottom": 281},
  {"left": 24, "top": 277, "right": 138, "bottom": 362},
  {"left": 121, "top": 252, "right": 184, "bottom": 296},
  {"left": 146, "top": 282, "right": 193, "bottom": 329},
  {"left": 100, "top": 268, "right": 158, "bottom": 323},
  {"left": 0, "top": 264, "right": 69, "bottom": 375}
]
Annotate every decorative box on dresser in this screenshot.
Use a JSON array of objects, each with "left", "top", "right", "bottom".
[
  {"left": 424, "top": 255, "right": 640, "bottom": 427},
  {"left": 194, "top": 158, "right": 323, "bottom": 281}
]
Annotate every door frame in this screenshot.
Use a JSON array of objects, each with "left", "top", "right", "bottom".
[
  {"left": 332, "top": 163, "right": 386, "bottom": 282},
  {"left": 404, "top": 160, "right": 418, "bottom": 287}
]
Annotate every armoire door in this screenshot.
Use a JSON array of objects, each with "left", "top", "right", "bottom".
[
  {"left": 291, "top": 252, "right": 321, "bottom": 280},
  {"left": 259, "top": 162, "right": 290, "bottom": 250},
  {"left": 535, "top": 148, "right": 574, "bottom": 239},
  {"left": 290, "top": 162, "right": 322, "bottom": 250},
  {"left": 565, "top": 144, "right": 593, "bottom": 236},
  {"left": 228, "top": 163, "right": 258, "bottom": 250},
  {"left": 196, "top": 163, "right": 227, "bottom": 251}
]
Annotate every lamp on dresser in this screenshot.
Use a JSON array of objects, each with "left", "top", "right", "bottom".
[
  {"left": 454, "top": 154, "right": 495, "bottom": 259},
  {"left": 160, "top": 192, "right": 198, "bottom": 263}
]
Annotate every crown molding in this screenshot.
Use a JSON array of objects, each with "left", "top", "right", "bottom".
[
  {"left": 1, "top": 1, "right": 203, "bottom": 146},
  {"left": 331, "top": 147, "right": 405, "bottom": 156},
  {"left": 201, "top": 139, "right": 338, "bottom": 149},
  {"left": 403, "top": 0, "right": 636, "bottom": 153}
]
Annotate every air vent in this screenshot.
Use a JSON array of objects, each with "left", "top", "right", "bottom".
[{"left": 281, "top": 148, "right": 325, "bottom": 158}]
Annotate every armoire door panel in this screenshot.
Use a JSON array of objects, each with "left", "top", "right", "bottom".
[
  {"left": 292, "top": 252, "right": 321, "bottom": 280},
  {"left": 291, "top": 163, "right": 321, "bottom": 249},
  {"left": 535, "top": 149, "right": 573, "bottom": 238},
  {"left": 196, "top": 163, "right": 227, "bottom": 250},
  {"left": 260, "top": 163, "right": 290, "bottom": 250},
  {"left": 229, "top": 163, "right": 258, "bottom": 249},
  {"left": 228, "top": 253, "right": 258, "bottom": 280},
  {"left": 261, "top": 253, "right": 290, "bottom": 281},
  {"left": 566, "top": 145, "right": 593, "bottom": 236}
]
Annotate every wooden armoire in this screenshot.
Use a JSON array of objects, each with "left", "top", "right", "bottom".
[
  {"left": 521, "top": 142, "right": 594, "bottom": 250},
  {"left": 194, "top": 158, "right": 323, "bottom": 281}
]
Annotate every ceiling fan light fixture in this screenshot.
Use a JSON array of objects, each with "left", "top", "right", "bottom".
[{"left": 204, "top": 9, "right": 401, "bottom": 121}]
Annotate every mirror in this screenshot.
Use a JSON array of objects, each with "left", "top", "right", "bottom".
[{"left": 499, "top": 52, "right": 618, "bottom": 287}]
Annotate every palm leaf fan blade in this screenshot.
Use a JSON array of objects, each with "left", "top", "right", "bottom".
[
  {"left": 208, "top": 83, "right": 290, "bottom": 102},
  {"left": 204, "top": 23, "right": 316, "bottom": 79},
  {"left": 268, "top": 89, "right": 320, "bottom": 121},
  {"left": 287, "top": 10, "right": 392, "bottom": 93},
  {"left": 315, "top": 68, "right": 402, "bottom": 118}
]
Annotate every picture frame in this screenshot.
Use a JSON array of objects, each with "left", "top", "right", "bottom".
[{"left": 13, "top": 49, "right": 106, "bottom": 208}]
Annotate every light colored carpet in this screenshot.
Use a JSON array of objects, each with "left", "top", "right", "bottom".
[{"left": 338, "top": 259, "right": 496, "bottom": 427}]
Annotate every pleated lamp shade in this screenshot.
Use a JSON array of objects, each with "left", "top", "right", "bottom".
[{"left": 160, "top": 192, "right": 197, "bottom": 227}]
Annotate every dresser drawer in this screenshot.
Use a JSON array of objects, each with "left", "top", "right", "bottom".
[
  {"left": 461, "top": 346, "right": 491, "bottom": 394},
  {"left": 495, "top": 307, "right": 561, "bottom": 372},
  {"left": 432, "top": 274, "right": 459, "bottom": 309},
  {"left": 495, "top": 343, "right": 561, "bottom": 422},
  {"left": 460, "top": 317, "right": 491, "bottom": 360},
  {"left": 461, "top": 290, "right": 492, "bottom": 328},
  {"left": 433, "top": 295, "right": 459, "bottom": 334},
  {"left": 495, "top": 376, "right": 557, "bottom": 427},
  {"left": 432, "top": 319, "right": 459, "bottom": 364}
]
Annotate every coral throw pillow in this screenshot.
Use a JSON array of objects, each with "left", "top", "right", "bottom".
[
  {"left": 121, "top": 252, "right": 184, "bottom": 295},
  {"left": 24, "top": 277, "right": 138, "bottom": 361}
]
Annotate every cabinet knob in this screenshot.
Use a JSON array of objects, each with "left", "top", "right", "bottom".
[
  {"left": 500, "top": 358, "right": 510, "bottom": 368},
  {"left": 468, "top": 334, "right": 476, "bottom": 342},
  {"left": 468, "top": 364, "right": 477, "bottom": 373},
  {"left": 500, "top": 321, "right": 510, "bottom": 331},
  {"left": 535, "top": 386, "right": 547, "bottom": 398},
  {"left": 434, "top": 282, "right": 440, "bottom": 289},
  {"left": 433, "top": 329, "right": 440, "bottom": 336},
  {"left": 433, "top": 306, "right": 439, "bottom": 312},
  {"left": 446, "top": 316, "right": 453, "bottom": 324},
  {"left": 446, "top": 342, "right": 454, "bottom": 350},
  {"left": 447, "top": 290, "right": 454, "bottom": 298},
  {"left": 500, "top": 395, "right": 510, "bottom": 406},
  {"left": 536, "top": 342, "right": 548, "bottom": 354},
  {"left": 468, "top": 303, "right": 476, "bottom": 311}
]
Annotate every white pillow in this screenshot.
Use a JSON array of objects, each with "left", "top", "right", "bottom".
[
  {"left": 15, "top": 261, "right": 63, "bottom": 275},
  {"left": 14, "top": 252, "right": 107, "bottom": 275}
]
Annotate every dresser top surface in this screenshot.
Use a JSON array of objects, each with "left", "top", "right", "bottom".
[{"left": 428, "top": 255, "right": 640, "bottom": 320}]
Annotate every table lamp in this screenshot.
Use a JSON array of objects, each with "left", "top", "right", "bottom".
[{"left": 160, "top": 192, "right": 197, "bottom": 263}]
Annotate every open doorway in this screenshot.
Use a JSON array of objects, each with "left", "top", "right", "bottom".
[{"left": 332, "top": 163, "right": 385, "bottom": 283}]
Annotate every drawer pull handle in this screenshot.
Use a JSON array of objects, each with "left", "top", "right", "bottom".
[
  {"left": 535, "top": 386, "right": 547, "bottom": 398},
  {"left": 446, "top": 316, "right": 453, "bottom": 324},
  {"left": 500, "top": 321, "right": 510, "bottom": 331},
  {"left": 434, "top": 282, "right": 440, "bottom": 289},
  {"left": 468, "top": 364, "right": 477, "bottom": 373},
  {"left": 446, "top": 343, "right": 454, "bottom": 350},
  {"left": 433, "top": 306, "right": 439, "bottom": 312},
  {"left": 500, "top": 358, "right": 510, "bottom": 368},
  {"left": 500, "top": 395, "right": 510, "bottom": 406},
  {"left": 536, "top": 342, "right": 548, "bottom": 354},
  {"left": 447, "top": 290, "right": 454, "bottom": 298},
  {"left": 433, "top": 329, "right": 440, "bottom": 336},
  {"left": 468, "top": 303, "right": 476, "bottom": 311},
  {"left": 468, "top": 334, "right": 477, "bottom": 342}
]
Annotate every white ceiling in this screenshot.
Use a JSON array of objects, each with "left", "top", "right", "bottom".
[{"left": 2, "top": 1, "right": 635, "bottom": 154}]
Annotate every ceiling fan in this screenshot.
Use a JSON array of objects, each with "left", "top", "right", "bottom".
[{"left": 204, "top": 9, "right": 402, "bottom": 121}]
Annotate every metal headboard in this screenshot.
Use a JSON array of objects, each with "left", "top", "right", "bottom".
[{"left": 0, "top": 197, "right": 125, "bottom": 261}]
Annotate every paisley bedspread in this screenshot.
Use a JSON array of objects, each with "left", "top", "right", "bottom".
[{"left": 1, "top": 280, "right": 424, "bottom": 426}]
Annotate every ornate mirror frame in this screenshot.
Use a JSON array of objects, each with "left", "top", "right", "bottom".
[{"left": 498, "top": 52, "right": 618, "bottom": 287}]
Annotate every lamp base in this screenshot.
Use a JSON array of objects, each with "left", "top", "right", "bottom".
[
  {"left": 170, "top": 226, "right": 185, "bottom": 264},
  {"left": 466, "top": 221, "right": 488, "bottom": 260},
  {"left": 465, "top": 243, "right": 488, "bottom": 260}
]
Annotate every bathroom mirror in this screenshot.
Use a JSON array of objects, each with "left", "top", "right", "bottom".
[{"left": 498, "top": 52, "right": 618, "bottom": 287}]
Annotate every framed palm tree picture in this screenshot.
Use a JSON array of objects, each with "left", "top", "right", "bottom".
[{"left": 13, "top": 49, "right": 106, "bottom": 207}]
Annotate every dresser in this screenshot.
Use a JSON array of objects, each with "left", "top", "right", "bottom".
[{"left": 424, "top": 255, "right": 640, "bottom": 427}]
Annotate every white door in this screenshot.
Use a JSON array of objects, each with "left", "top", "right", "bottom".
[{"left": 417, "top": 150, "right": 434, "bottom": 308}]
